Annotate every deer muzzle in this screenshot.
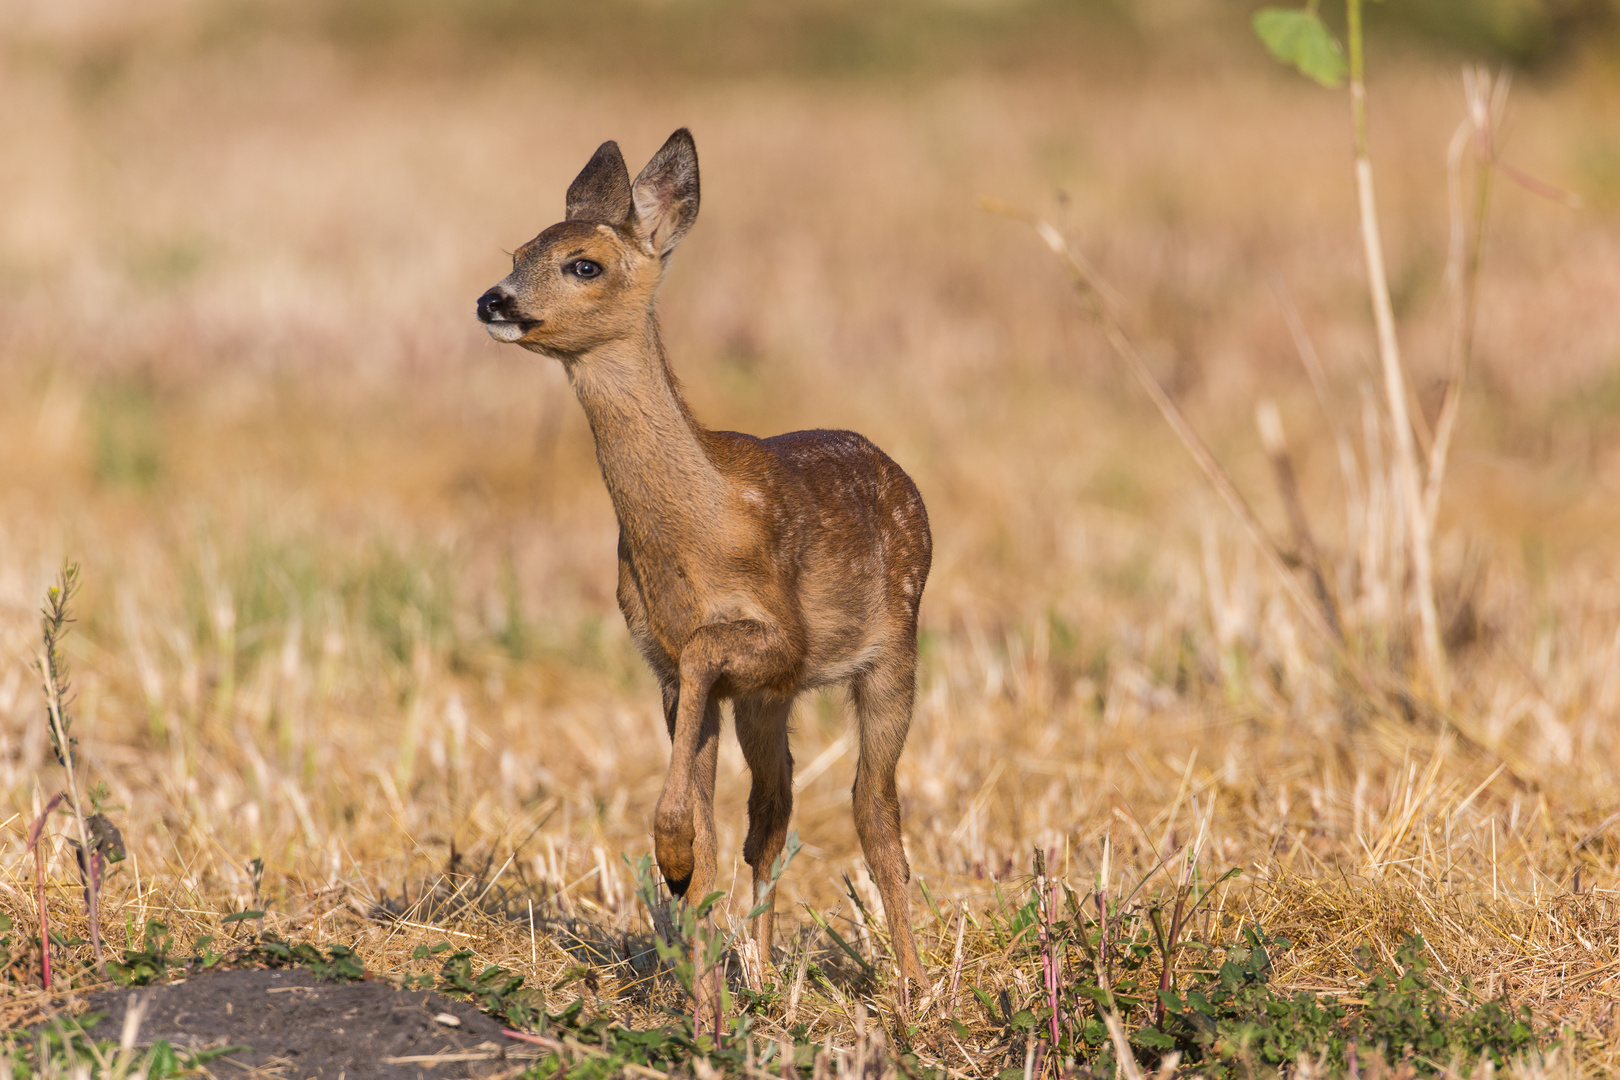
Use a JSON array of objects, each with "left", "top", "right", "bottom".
[{"left": 476, "top": 287, "right": 538, "bottom": 343}]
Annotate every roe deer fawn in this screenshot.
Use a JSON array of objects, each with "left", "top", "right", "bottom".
[{"left": 475, "top": 129, "right": 932, "bottom": 986}]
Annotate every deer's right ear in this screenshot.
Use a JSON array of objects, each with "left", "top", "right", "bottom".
[
  {"left": 566, "top": 141, "right": 634, "bottom": 225},
  {"left": 631, "top": 128, "right": 700, "bottom": 257}
]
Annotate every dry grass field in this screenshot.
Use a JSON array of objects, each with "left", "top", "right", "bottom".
[{"left": 4, "top": 1, "right": 1620, "bottom": 1074}]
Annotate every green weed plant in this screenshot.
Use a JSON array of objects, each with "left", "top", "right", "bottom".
[{"left": 965, "top": 865, "right": 1545, "bottom": 1079}]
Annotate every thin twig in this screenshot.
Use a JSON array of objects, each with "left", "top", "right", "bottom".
[
  {"left": 1256, "top": 399, "right": 1342, "bottom": 638},
  {"left": 1268, "top": 274, "right": 1366, "bottom": 539},
  {"left": 1425, "top": 66, "right": 1501, "bottom": 532},
  {"left": 983, "top": 199, "right": 1346, "bottom": 662}
]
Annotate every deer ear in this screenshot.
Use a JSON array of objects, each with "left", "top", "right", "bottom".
[
  {"left": 566, "top": 141, "right": 634, "bottom": 224},
  {"left": 631, "top": 129, "right": 700, "bottom": 256}
]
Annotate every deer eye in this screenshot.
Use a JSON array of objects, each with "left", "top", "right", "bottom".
[{"left": 568, "top": 259, "right": 603, "bottom": 280}]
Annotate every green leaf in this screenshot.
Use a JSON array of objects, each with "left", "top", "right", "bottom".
[
  {"left": 144, "top": 1040, "right": 182, "bottom": 1079},
  {"left": 185, "top": 1045, "right": 251, "bottom": 1068},
  {"left": 1252, "top": 8, "right": 1347, "bottom": 88},
  {"left": 802, "top": 906, "right": 874, "bottom": 978},
  {"left": 693, "top": 890, "right": 728, "bottom": 919},
  {"left": 222, "top": 910, "right": 265, "bottom": 924},
  {"left": 1131, "top": 1025, "right": 1177, "bottom": 1050}
]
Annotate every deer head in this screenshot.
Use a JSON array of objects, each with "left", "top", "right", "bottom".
[{"left": 476, "top": 129, "right": 700, "bottom": 359}]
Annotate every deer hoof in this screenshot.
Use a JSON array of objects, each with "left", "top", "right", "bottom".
[{"left": 654, "top": 824, "right": 695, "bottom": 894}]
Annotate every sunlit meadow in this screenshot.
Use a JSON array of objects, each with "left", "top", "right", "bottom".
[{"left": 4, "top": 1, "right": 1620, "bottom": 1073}]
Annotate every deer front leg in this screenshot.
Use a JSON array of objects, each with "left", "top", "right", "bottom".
[
  {"left": 657, "top": 683, "right": 721, "bottom": 903},
  {"left": 654, "top": 620, "right": 796, "bottom": 901}
]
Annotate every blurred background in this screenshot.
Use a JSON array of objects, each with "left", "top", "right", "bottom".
[{"left": 3, "top": 0, "right": 1620, "bottom": 1023}]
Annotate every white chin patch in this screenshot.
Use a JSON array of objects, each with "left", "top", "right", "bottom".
[{"left": 485, "top": 321, "right": 528, "bottom": 343}]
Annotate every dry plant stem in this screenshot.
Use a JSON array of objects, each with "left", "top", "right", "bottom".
[
  {"left": 1269, "top": 274, "right": 1365, "bottom": 529},
  {"left": 1102, "top": 1010, "right": 1146, "bottom": 1080},
  {"left": 1346, "top": 0, "right": 1449, "bottom": 705},
  {"left": 945, "top": 909, "right": 966, "bottom": 1017},
  {"left": 1426, "top": 67, "right": 1500, "bottom": 531},
  {"left": 41, "top": 649, "right": 104, "bottom": 974},
  {"left": 854, "top": 1001, "right": 867, "bottom": 1078}
]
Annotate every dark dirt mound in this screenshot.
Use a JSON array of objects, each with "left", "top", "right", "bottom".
[{"left": 72, "top": 968, "right": 521, "bottom": 1080}]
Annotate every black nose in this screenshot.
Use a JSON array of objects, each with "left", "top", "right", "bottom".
[{"left": 476, "top": 288, "right": 509, "bottom": 323}]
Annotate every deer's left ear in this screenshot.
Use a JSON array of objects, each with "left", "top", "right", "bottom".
[
  {"left": 566, "top": 141, "right": 634, "bottom": 225},
  {"left": 631, "top": 128, "right": 700, "bottom": 257}
]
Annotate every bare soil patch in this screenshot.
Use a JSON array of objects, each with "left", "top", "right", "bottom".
[{"left": 70, "top": 969, "right": 517, "bottom": 1080}]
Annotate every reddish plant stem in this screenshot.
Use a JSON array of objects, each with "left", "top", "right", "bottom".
[
  {"left": 701, "top": 912, "right": 722, "bottom": 1046},
  {"left": 1153, "top": 859, "right": 1193, "bottom": 1029},
  {"left": 33, "top": 840, "right": 51, "bottom": 991},
  {"left": 27, "top": 793, "right": 66, "bottom": 990},
  {"left": 1096, "top": 836, "right": 1111, "bottom": 992},
  {"left": 712, "top": 955, "right": 723, "bottom": 1044},
  {"left": 1039, "top": 850, "right": 1062, "bottom": 1048}
]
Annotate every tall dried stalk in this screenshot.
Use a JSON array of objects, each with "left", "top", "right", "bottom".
[
  {"left": 1346, "top": 0, "right": 1448, "bottom": 705},
  {"left": 38, "top": 563, "right": 105, "bottom": 975}
]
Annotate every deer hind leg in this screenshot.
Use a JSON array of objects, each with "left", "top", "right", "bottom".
[
  {"left": 734, "top": 694, "right": 795, "bottom": 967},
  {"left": 850, "top": 648, "right": 925, "bottom": 988},
  {"left": 656, "top": 683, "right": 721, "bottom": 903}
]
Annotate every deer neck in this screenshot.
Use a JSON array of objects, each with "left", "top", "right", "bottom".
[{"left": 566, "top": 321, "right": 729, "bottom": 549}]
